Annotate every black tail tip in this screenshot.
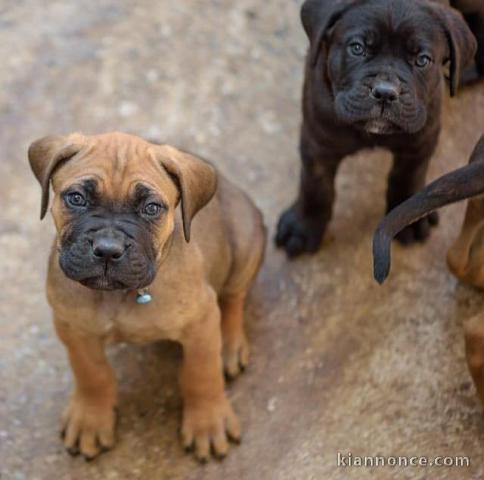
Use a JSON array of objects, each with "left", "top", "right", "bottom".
[
  {"left": 372, "top": 230, "right": 391, "bottom": 285},
  {"left": 373, "top": 257, "right": 390, "bottom": 284}
]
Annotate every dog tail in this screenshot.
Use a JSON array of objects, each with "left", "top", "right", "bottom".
[{"left": 373, "top": 134, "right": 484, "bottom": 284}]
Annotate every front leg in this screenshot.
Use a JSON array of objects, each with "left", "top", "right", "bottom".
[
  {"left": 276, "top": 132, "right": 343, "bottom": 258},
  {"left": 387, "top": 141, "right": 439, "bottom": 244},
  {"left": 179, "top": 295, "right": 240, "bottom": 462},
  {"left": 55, "top": 321, "right": 117, "bottom": 460}
]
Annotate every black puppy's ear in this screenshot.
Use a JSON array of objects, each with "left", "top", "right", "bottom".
[
  {"left": 154, "top": 145, "right": 217, "bottom": 242},
  {"left": 28, "top": 135, "right": 85, "bottom": 220},
  {"left": 430, "top": 4, "right": 477, "bottom": 96},
  {"left": 301, "top": 0, "right": 355, "bottom": 67}
]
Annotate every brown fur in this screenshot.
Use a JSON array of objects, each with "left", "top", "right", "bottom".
[
  {"left": 447, "top": 194, "right": 484, "bottom": 287},
  {"left": 447, "top": 140, "right": 484, "bottom": 409},
  {"left": 29, "top": 132, "right": 266, "bottom": 461}
]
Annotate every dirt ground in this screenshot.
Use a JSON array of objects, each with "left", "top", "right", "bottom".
[{"left": 1, "top": 1, "right": 484, "bottom": 479}]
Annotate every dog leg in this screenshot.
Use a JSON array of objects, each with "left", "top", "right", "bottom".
[
  {"left": 276, "top": 135, "right": 343, "bottom": 257},
  {"left": 387, "top": 144, "right": 439, "bottom": 244},
  {"left": 220, "top": 294, "right": 249, "bottom": 379},
  {"left": 464, "top": 314, "right": 484, "bottom": 408},
  {"left": 55, "top": 321, "right": 117, "bottom": 460},
  {"left": 179, "top": 297, "right": 240, "bottom": 461}
]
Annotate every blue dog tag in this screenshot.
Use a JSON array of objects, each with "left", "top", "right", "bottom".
[{"left": 136, "top": 291, "right": 152, "bottom": 304}]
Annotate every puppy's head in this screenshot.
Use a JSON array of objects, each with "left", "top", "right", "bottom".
[
  {"left": 28, "top": 132, "right": 217, "bottom": 291},
  {"left": 302, "top": 0, "right": 476, "bottom": 135}
]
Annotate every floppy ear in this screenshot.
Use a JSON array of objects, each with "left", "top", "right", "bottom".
[
  {"left": 430, "top": 4, "right": 477, "bottom": 96},
  {"left": 154, "top": 145, "right": 217, "bottom": 242},
  {"left": 301, "top": 0, "right": 355, "bottom": 67},
  {"left": 28, "top": 135, "right": 85, "bottom": 220}
]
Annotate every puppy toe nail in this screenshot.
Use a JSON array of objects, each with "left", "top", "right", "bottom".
[
  {"left": 67, "top": 447, "right": 80, "bottom": 456},
  {"left": 228, "top": 435, "right": 241, "bottom": 445}
]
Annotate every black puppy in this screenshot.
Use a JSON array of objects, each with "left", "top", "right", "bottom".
[{"left": 276, "top": 0, "right": 477, "bottom": 258}]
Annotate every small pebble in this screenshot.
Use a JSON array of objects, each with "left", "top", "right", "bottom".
[{"left": 267, "top": 397, "right": 277, "bottom": 412}]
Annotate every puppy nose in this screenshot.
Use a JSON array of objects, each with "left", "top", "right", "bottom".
[
  {"left": 92, "top": 237, "right": 126, "bottom": 261},
  {"left": 371, "top": 81, "right": 399, "bottom": 102}
]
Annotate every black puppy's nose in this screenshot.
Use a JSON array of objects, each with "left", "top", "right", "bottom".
[
  {"left": 92, "top": 237, "right": 126, "bottom": 261},
  {"left": 371, "top": 81, "right": 399, "bottom": 102}
]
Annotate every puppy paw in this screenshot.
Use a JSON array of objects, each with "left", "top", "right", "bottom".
[
  {"left": 275, "top": 206, "right": 325, "bottom": 258},
  {"left": 223, "top": 333, "right": 249, "bottom": 379},
  {"left": 61, "top": 395, "right": 116, "bottom": 460},
  {"left": 181, "top": 397, "right": 240, "bottom": 462},
  {"left": 395, "top": 212, "right": 439, "bottom": 245}
]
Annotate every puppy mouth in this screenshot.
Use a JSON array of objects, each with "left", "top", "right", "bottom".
[
  {"left": 75, "top": 271, "right": 153, "bottom": 291},
  {"left": 59, "top": 250, "right": 156, "bottom": 292},
  {"left": 360, "top": 119, "right": 401, "bottom": 135},
  {"left": 80, "top": 259, "right": 130, "bottom": 291},
  {"left": 79, "top": 275, "right": 130, "bottom": 291},
  {"left": 334, "top": 90, "right": 426, "bottom": 135},
  {"left": 343, "top": 101, "right": 404, "bottom": 135},
  {"left": 362, "top": 102, "right": 402, "bottom": 135}
]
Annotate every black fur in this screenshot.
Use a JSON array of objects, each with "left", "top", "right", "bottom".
[
  {"left": 59, "top": 179, "right": 160, "bottom": 290},
  {"left": 275, "top": 0, "right": 478, "bottom": 258}
]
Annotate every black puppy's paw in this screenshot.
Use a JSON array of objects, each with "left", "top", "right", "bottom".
[
  {"left": 275, "top": 206, "right": 325, "bottom": 258},
  {"left": 395, "top": 211, "right": 439, "bottom": 245}
]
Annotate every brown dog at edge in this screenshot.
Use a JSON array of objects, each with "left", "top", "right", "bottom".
[
  {"left": 373, "top": 134, "right": 484, "bottom": 407},
  {"left": 28, "top": 132, "right": 266, "bottom": 461}
]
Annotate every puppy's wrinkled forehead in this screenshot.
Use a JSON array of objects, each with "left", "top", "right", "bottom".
[
  {"left": 334, "top": 0, "right": 443, "bottom": 50},
  {"left": 53, "top": 133, "right": 178, "bottom": 205}
]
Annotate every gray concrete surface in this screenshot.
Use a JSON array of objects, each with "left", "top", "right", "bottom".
[{"left": 0, "top": 1, "right": 484, "bottom": 479}]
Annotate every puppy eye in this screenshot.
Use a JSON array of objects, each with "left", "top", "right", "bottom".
[
  {"left": 415, "top": 54, "right": 432, "bottom": 68},
  {"left": 142, "top": 202, "right": 163, "bottom": 217},
  {"left": 66, "top": 192, "right": 87, "bottom": 208},
  {"left": 348, "top": 42, "right": 365, "bottom": 56}
]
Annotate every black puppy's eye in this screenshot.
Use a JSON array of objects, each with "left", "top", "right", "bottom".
[
  {"left": 349, "top": 42, "right": 365, "bottom": 56},
  {"left": 143, "top": 202, "right": 163, "bottom": 217},
  {"left": 415, "top": 54, "right": 432, "bottom": 68},
  {"left": 66, "top": 192, "right": 87, "bottom": 208}
]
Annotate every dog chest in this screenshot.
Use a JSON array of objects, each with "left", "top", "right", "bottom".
[{"left": 94, "top": 293, "right": 188, "bottom": 344}]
